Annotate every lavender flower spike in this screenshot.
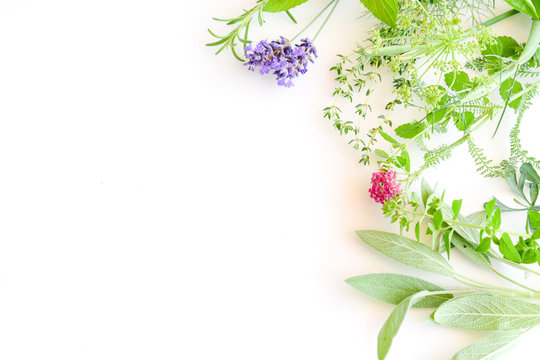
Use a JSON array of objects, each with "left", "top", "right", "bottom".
[{"left": 244, "top": 37, "right": 317, "bottom": 87}]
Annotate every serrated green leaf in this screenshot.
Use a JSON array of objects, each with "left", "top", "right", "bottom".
[
  {"left": 345, "top": 273, "right": 452, "bottom": 308},
  {"left": 434, "top": 294, "right": 540, "bottom": 330},
  {"left": 378, "top": 291, "right": 430, "bottom": 360},
  {"left": 454, "top": 111, "right": 475, "bottom": 131},
  {"left": 451, "top": 329, "right": 527, "bottom": 360},
  {"left": 356, "top": 230, "right": 454, "bottom": 276},
  {"left": 358, "top": 0, "right": 399, "bottom": 27},
  {"left": 499, "top": 78, "right": 523, "bottom": 110},
  {"left": 263, "top": 0, "right": 310, "bottom": 13},
  {"left": 445, "top": 71, "right": 472, "bottom": 92}
]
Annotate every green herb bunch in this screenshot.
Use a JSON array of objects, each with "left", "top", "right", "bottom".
[{"left": 326, "top": 1, "right": 540, "bottom": 185}]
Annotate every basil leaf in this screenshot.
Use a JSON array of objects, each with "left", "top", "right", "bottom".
[
  {"left": 529, "top": 210, "right": 540, "bottom": 228},
  {"left": 356, "top": 230, "right": 454, "bottom": 276},
  {"left": 378, "top": 291, "right": 430, "bottom": 360},
  {"left": 451, "top": 329, "right": 527, "bottom": 360},
  {"left": 345, "top": 273, "right": 452, "bottom": 308},
  {"left": 434, "top": 294, "right": 540, "bottom": 330},
  {"left": 358, "top": 0, "right": 398, "bottom": 27},
  {"left": 264, "top": 0, "right": 309, "bottom": 13}
]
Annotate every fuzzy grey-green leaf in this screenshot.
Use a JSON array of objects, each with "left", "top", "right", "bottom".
[
  {"left": 434, "top": 294, "right": 540, "bottom": 330},
  {"left": 378, "top": 291, "right": 430, "bottom": 359},
  {"left": 356, "top": 230, "right": 454, "bottom": 276},
  {"left": 345, "top": 273, "right": 452, "bottom": 308},
  {"left": 452, "top": 330, "right": 526, "bottom": 360}
]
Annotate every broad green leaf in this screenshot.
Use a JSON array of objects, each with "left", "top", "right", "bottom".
[
  {"left": 434, "top": 294, "right": 540, "bottom": 330},
  {"left": 263, "top": 0, "right": 309, "bottom": 13},
  {"left": 445, "top": 71, "right": 472, "bottom": 92},
  {"left": 499, "top": 233, "right": 521, "bottom": 262},
  {"left": 378, "top": 291, "right": 430, "bottom": 360},
  {"left": 497, "top": 36, "right": 521, "bottom": 58},
  {"left": 503, "top": 0, "right": 540, "bottom": 19},
  {"left": 451, "top": 330, "right": 527, "bottom": 360},
  {"left": 452, "top": 233, "right": 491, "bottom": 268},
  {"left": 529, "top": 210, "right": 540, "bottom": 228},
  {"left": 356, "top": 230, "right": 454, "bottom": 276},
  {"left": 358, "top": 0, "right": 399, "bottom": 27},
  {"left": 499, "top": 78, "right": 523, "bottom": 109},
  {"left": 395, "top": 121, "right": 426, "bottom": 139},
  {"left": 345, "top": 273, "right": 452, "bottom": 308}
]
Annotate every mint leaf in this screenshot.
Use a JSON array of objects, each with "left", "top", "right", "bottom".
[
  {"left": 358, "top": 0, "right": 399, "bottom": 27},
  {"left": 345, "top": 273, "right": 452, "bottom": 308},
  {"left": 356, "top": 230, "right": 454, "bottom": 276},
  {"left": 434, "top": 294, "right": 540, "bottom": 330},
  {"left": 264, "top": 0, "right": 310, "bottom": 13}
]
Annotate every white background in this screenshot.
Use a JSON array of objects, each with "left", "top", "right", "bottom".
[{"left": 0, "top": 0, "right": 539, "bottom": 359}]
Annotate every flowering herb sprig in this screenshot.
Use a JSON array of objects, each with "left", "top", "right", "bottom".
[{"left": 210, "top": 0, "right": 540, "bottom": 358}]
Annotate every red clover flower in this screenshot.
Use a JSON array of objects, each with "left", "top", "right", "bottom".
[
  {"left": 369, "top": 170, "right": 401, "bottom": 204},
  {"left": 244, "top": 37, "right": 317, "bottom": 87}
]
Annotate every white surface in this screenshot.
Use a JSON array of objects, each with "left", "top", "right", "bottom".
[{"left": 0, "top": 0, "right": 539, "bottom": 359}]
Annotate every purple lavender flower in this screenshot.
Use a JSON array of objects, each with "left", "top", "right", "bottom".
[{"left": 244, "top": 37, "right": 317, "bottom": 87}]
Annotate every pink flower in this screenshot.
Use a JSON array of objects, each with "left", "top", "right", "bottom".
[{"left": 369, "top": 170, "right": 401, "bottom": 204}]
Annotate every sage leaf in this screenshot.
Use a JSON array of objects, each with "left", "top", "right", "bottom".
[
  {"left": 345, "top": 273, "right": 452, "bottom": 308},
  {"left": 358, "top": 0, "right": 398, "bottom": 27},
  {"left": 378, "top": 291, "right": 430, "bottom": 360},
  {"left": 451, "top": 329, "right": 527, "bottom": 360},
  {"left": 452, "top": 233, "right": 491, "bottom": 268},
  {"left": 356, "top": 230, "right": 454, "bottom": 276},
  {"left": 264, "top": 0, "right": 309, "bottom": 13},
  {"left": 434, "top": 294, "right": 540, "bottom": 330}
]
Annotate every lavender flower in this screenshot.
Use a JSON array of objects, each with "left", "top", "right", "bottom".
[{"left": 244, "top": 37, "right": 317, "bottom": 87}]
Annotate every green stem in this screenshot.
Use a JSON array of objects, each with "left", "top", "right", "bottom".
[
  {"left": 313, "top": 0, "right": 340, "bottom": 41},
  {"left": 489, "top": 265, "right": 540, "bottom": 293},
  {"left": 367, "top": 9, "right": 519, "bottom": 59},
  {"left": 291, "top": 0, "right": 336, "bottom": 42}
]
